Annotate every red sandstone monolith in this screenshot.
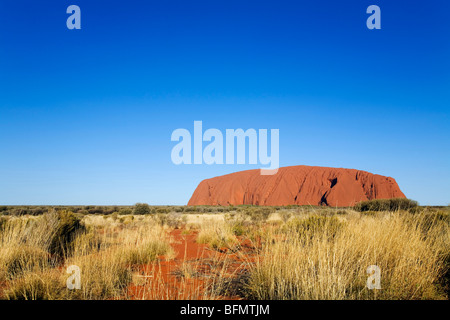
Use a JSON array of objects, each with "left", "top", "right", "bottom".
[{"left": 188, "top": 166, "right": 406, "bottom": 207}]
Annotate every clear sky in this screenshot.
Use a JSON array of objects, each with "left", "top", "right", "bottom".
[{"left": 0, "top": 0, "right": 449, "bottom": 205}]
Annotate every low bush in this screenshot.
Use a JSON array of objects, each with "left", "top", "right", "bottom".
[
  {"left": 133, "top": 203, "right": 151, "bottom": 215},
  {"left": 119, "top": 208, "right": 133, "bottom": 215},
  {"left": 240, "top": 207, "right": 273, "bottom": 223},
  {"left": 354, "top": 198, "right": 418, "bottom": 212},
  {"left": 87, "top": 206, "right": 105, "bottom": 215},
  {"left": 154, "top": 213, "right": 186, "bottom": 228},
  {"left": 184, "top": 206, "right": 198, "bottom": 213},
  {"left": 156, "top": 207, "right": 170, "bottom": 214}
]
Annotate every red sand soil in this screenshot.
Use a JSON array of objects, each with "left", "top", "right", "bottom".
[
  {"left": 0, "top": 228, "right": 254, "bottom": 300},
  {"left": 126, "top": 229, "right": 253, "bottom": 300},
  {"left": 188, "top": 165, "right": 406, "bottom": 207}
]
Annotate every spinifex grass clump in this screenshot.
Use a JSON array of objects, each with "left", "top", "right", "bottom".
[
  {"left": 197, "top": 220, "right": 238, "bottom": 250},
  {"left": 1, "top": 217, "right": 51, "bottom": 281},
  {"left": 121, "top": 239, "right": 172, "bottom": 265},
  {"left": 354, "top": 198, "right": 418, "bottom": 212},
  {"left": 116, "top": 223, "right": 174, "bottom": 266},
  {"left": 65, "top": 253, "right": 133, "bottom": 300},
  {"left": 285, "top": 214, "right": 345, "bottom": 239},
  {"left": 46, "top": 210, "right": 85, "bottom": 257},
  {"left": 0, "top": 211, "right": 84, "bottom": 281},
  {"left": 1, "top": 246, "right": 50, "bottom": 281},
  {"left": 245, "top": 212, "right": 449, "bottom": 300},
  {"left": 4, "top": 270, "right": 64, "bottom": 300}
]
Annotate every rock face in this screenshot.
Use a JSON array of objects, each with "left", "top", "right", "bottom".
[{"left": 188, "top": 166, "right": 406, "bottom": 207}]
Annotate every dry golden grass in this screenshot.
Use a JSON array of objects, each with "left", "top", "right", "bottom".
[
  {"left": 0, "top": 215, "right": 59, "bottom": 282},
  {"left": 0, "top": 207, "right": 448, "bottom": 300},
  {"left": 196, "top": 219, "right": 238, "bottom": 250},
  {"left": 0, "top": 212, "right": 174, "bottom": 300},
  {"left": 245, "top": 211, "right": 449, "bottom": 300}
]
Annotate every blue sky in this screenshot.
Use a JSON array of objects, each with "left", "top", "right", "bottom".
[{"left": 0, "top": 0, "right": 449, "bottom": 205}]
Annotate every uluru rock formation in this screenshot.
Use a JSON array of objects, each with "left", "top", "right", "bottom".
[{"left": 188, "top": 166, "right": 406, "bottom": 207}]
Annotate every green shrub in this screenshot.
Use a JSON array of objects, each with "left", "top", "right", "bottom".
[
  {"left": 154, "top": 213, "right": 186, "bottom": 228},
  {"left": 354, "top": 198, "right": 418, "bottom": 212},
  {"left": 156, "top": 207, "right": 170, "bottom": 214},
  {"left": 184, "top": 206, "right": 198, "bottom": 213},
  {"left": 119, "top": 208, "right": 133, "bottom": 215},
  {"left": 133, "top": 203, "right": 151, "bottom": 215},
  {"left": 241, "top": 207, "right": 272, "bottom": 223},
  {"left": 87, "top": 206, "right": 105, "bottom": 214}
]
